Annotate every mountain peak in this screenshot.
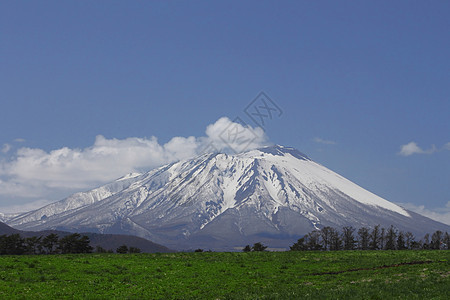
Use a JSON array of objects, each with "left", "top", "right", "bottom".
[{"left": 257, "top": 144, "right": 310, "bottom": 160}]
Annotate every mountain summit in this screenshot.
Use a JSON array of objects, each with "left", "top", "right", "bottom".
[{"left": 6, "top": 145, "right": 449, "bottom": 250}]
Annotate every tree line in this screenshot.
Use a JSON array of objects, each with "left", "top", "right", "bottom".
[
  {"left": 290, "top": 225, "right": 449, "bottom": 251},
  {"left": 0, "top": 233, "right": 93, "bottom": 255},
  {"left": 0, "top": 233, "right": 142, "bottom": 255}
]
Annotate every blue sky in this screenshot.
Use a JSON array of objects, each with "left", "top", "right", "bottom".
[{"left": 1, "top": 1, "right": 449, "bottom": 223}]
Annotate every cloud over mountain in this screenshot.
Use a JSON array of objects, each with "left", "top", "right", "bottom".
[{"left": 0, "top": 117, "right": 268, "bottom": 208}]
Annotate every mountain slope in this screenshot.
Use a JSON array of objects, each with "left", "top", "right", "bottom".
[
  {"left": 6, "top": 145, "right": 449, "bottom": 250},
  {"left": 0, "top": 221, "right": 21, "bottom": 235}
]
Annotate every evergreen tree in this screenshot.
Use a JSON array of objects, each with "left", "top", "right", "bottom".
[
  {"left": 42, "top": 233, "right": 59, "bottom": 254},
  {"left": 25, "top": 236, "right": 42, "bottom": 255},
  {"left": 116, "top": 245, "right": 128, "bottom": 254},
  {"left": 0, "top": 234, "right": 24, "bottom": 255},
  {"left": 76, "top": 235, "right": 93, "bottom": 253},
  {"left": 242, "top": 245, "right": 252, "bottom": 252},
  {"left": 0, "top": 235, "right": 7, "bottom": 255},
  {"left": 95, "top": 246, "right": 108, "bottom": 253},
  {"left": 252, "top": 242, "right": 268, "bottom": 252},
  {"left": 129, "top": 247, "right": 141, "bottom": 253},
  {"left": 58, "top": 233, "right": 92, "bottom": 254},
  {"left": 6, "top": 234, "right": 25, "bottom": 255}
]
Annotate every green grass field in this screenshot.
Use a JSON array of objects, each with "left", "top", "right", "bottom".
[{"left": 0, "top": 251, "right": 448, "bottom": 299}]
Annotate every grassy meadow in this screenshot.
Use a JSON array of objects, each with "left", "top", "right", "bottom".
[{"left": 0, "top": 250, "right": 448, "bottom": 299}]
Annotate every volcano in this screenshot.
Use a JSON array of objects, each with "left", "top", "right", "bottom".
[{"left": 6, "top": 145, "right": 449, "bottom": 250}]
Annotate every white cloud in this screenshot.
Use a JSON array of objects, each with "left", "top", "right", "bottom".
[
  {"left": 398, "top": 201, "right": 450, "bottom": 226},
  {"left": 0, "top": 117, "right": 269, "bottom": 204},
  {"left": 1, "top": 144, "right": 11, "bottom": 153},
  {"left": 14, "top": 138, "right": 26, "bottom": 143},
  {"left": 398, "top": 142, "right": 437, "bottom": 156},
  {"left": 445, "top": 142, "right": 450, "bottom": 150},
  {"left": 313, "top": 137, "right": 336, "bottom": 145},
  {"left": 205, "top": 117, "right": 268, "bottom": 153}
]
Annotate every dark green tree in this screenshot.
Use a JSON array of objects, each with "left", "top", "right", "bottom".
[
  {"left": 385, "top": 225, "right": 397, "bottom": 250},
  {"left": 380, "top": 227, "right": 386, "bottom": 250},
  {"left": 397, "top": 231, "right": 407, "bottom": 250},
  {"left": 370, "top": 225, "right": 381, "bottom": 250},
  {"left": 405, "top": 232, "right": 415, "bottom": 250},
  {"left": 116, "top": 245, "right": 128, "bottom": 254},
  {"left": 430, "top": 230, "right": 443, "bottom": 250},
  {"left": 410, "top": 240, "right": 422, "bottom": 250},
  {"left": 95, "top": 245, "right": 108, "bottom": 253},
  {"left": 422, "top": 233, "right": 430, "bottom": 250},
  {"left": 357, "top": 227, "right": 370, "bottom": 250},
  {"left": 129, "top": 247, "right": 141, "bottom": 253},
  {"left": 320, "top": 227, "right": 333, "bottom": 251},
  {"left": 6, "top": 234, "right": 25, "bottom": 255},
  {"left": 252, "top": 242, "right": 268, "bottom": 252},
  {"left": 306, "top": 231, "right": 322, "bottom": 251},
  {"left": 329, "top": 228, "right": 342, "bottom": 251},
  {"left": 443, "top": 232, "right": 450, "bottom": 250},
  {"left": 290, "top": 237, "right": 307, "bottom": 251},
  {"left": 24, "top": 236, "right": 42, "bottom": 255},
  {"left": 76, "top": 235, "right": 93, "bottom": 253},
  {"left": 0, "top": 234, "right": 25, "bottom": 255},
  {"left": 342, "top": 226, "right": 357, "bottom": 250},
  {"left": 0, "top": 235, "right": 7, "bottom": 255},
  {"left": 58, "top": 233, "right": 92, "bottom": 254},
  {"left": 242, "top": 245, "right": 252, "bottom": 252},
  {"left": 42, "top": 233, "right": 59, "bottom": 254}
]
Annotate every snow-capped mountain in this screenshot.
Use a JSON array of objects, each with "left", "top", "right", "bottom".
[{"left": 6, "top": 145, "right": 449, "bottom": 250}]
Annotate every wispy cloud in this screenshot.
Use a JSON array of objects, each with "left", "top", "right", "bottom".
[
  {"left": 398, "top": 142, "right": 436, "bottom": 156},
  {"left": 0, "top": 117, "right": 269, "bottom": 202},
  {"left": 313, "top": 137, "right": 337, "bottom": 145},
  {"left": 1, "top": 144, "right": 11, "bottom": 154},
  {"left": 398, "top": 201, "right": 450, "bottom": 226}
]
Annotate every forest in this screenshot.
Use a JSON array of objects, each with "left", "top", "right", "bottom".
[{"left": 289, "top": 225, "right": 449, "bottom": 251}]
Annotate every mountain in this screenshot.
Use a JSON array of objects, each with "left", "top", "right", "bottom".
[
  {"left": 0, "top": 221, "right": 173, "bottom": 253},
  {"left": 5, "top": 145, "right": 449, "bottom": 250},
  {"left": 0, "top": 221, "right": 21, "bottom": 235}
]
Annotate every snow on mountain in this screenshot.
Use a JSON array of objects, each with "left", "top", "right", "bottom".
[
  {"left": 6, "top": 145, "right": 449, "bottom": 250},
  {"left": 0, "top": 212, "right": 20, "bottom": 223}
]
